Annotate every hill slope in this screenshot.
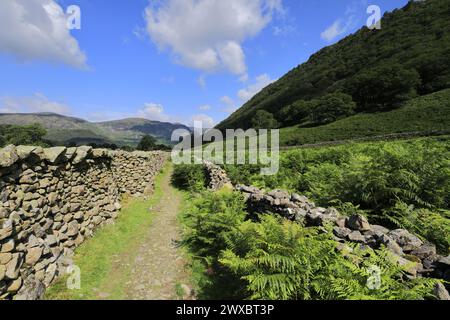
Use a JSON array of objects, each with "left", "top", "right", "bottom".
[
  {"left": 217, "top": 0, "right": 450, "bottom": 130},
  {"left": 0, "top": 113, "right": 190, "bottom": 146},
  {"left": 280, "top": 88, "right": 450, "bottom": 146}
]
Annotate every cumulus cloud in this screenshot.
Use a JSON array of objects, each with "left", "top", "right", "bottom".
[
  {"left": 321, "top": 20, "right": 347, "bottom": 41},
  {"left": 137, "top": 102, "right": 172, "bottom": 122},
  {"left": 221, "top": 73, "right": 276, "bottom": 114},
  {"left": 0, "top": 0, "right": 87, "bottom": 68},
  {"left": 0, "top": 93, "right": 70, "bottom": 114},
  {"left": 190, "top": 114, "right": 215, "bottom": 129},
  {"left": 238, "top": 74, "right": 275, "bottom": 102},
  {"left": 145, "top": 0, "right": 283, "bottom": 76}
]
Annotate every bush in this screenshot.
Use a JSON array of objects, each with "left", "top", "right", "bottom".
[
  {"left": 346, "top": 64, "right": 421, "bottom": 111},
  {"left": 309, "top": 92, "right": 356, "bottom": 125},
  {"left": 252, "top": 110, "right": 279, "bottom": 129},
  {"left": 172, "top": 164, "right": 207, "bottom": 192},
  {"left": 0, "top": 124, "right": 49, "bottom": 147}
]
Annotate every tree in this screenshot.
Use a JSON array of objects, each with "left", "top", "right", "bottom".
[
  {"left": 137, "top": 134, "right": 157, "bottom": 151},
  {"left": 252, "top": 110, "right": 279, "bottom": 129},
  {"left": 0, "top": 124, "right": 49, "bottom": 147},
  {"left": 346, "top": 64, "right": 421, "bottom": 111},
  {"left": 309, "top": 92, "right": 356, "bottom": 125},
  {"left": 278, "top": 100, "right": 314, "bottom": 126}
]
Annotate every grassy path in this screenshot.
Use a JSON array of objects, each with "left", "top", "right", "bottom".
[{"left": 45, "top": 163, "right": 194, "bottom": 300}]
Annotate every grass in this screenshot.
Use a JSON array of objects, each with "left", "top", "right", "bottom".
[
  {"left": 44, "top": 162, "right": 170, "bottom": 300},
  {"left": 280, "top": 89, "right": 450, "bottom": 146}
]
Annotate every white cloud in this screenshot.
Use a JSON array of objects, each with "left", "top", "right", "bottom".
[
  {"left": 238, "top": 74, "right": 275, "bottom": 102},
  {"left": 0, "top": 93, "right": 70, "bottom": 114},
  {"left": 0, "top": 0, "right": 87, "bottom": 68},
  {"left": 220, "top": 95, "right": 238, "bottom": 114},
  {"left": 198, "top": 75, "right": 207, "bottom": 89},
  {"left": 145, "top": 0, "right": 283, "bottom": 76},
  {"left": 190, "top": 114, "right": 215, "bottom": 129},
  {"left": 137, "top": 102, "right": 172, "bottom": 122},
  {"left": 321, "top": 20, "right": 347, "bottom": 41},
  {"left": 220, "top": 73, "right": 276, "bottom": 114},
  {"left": 199, "top": 104, "right": 211, "bottom": 111}
]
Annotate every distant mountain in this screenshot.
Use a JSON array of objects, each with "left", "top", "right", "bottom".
[
  {"left": 0, "top": 113, "right": 191, "bottom": 146},
  {"left": 217, "top": 0, "right": 450, "bottom": 130}
]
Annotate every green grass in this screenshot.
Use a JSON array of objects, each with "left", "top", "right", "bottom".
[
  {"left": 280, "top": 89, "right": 450, "bottom": 146},
  {"left": 44, "top": 163, "right": 170, "bottom": 300}
]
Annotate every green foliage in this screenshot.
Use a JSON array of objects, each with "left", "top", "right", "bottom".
[
  {"left": 217, "top": 0, "right": 450, "bottom": 130},
  {"left": 309, "top": 92, "right": 356, "bottom": 124},
  {"left": 278, "top": 100, "right": 313, "bottom": 126},
  {"left": 280, "top": 88, "right": 450, "bottom": 147},
  {"left": 252, "top": 110, "right": 279, "bottom": 129},
  {"left": 224, "top": 137, "right": 450, "bottom": 254},
  {"left": 345, "top": 64, "right": 420, "bottom": 111},
  {"left": 137, "top": 134, "right": 157, "bottom": 151},
  {"left": 220, "top": 216, "right": 437, "bottom": 300},
  {"left": 172, "top": 164, "right": 207, "bottom": 192},
  {"left": 181, "top": 193, "right": 438, "bottom": 300},
  {"left": 0, "top": 123, "right": 50, "bottom": 147}
]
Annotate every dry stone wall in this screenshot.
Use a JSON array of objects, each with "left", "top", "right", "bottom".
[{"left": 0, "top": 145, "right": 168, "bottom": 300}]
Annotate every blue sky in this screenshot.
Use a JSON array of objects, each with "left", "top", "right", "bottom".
[{"left": 0, "top": 0, "right": 408, "bottom": 127}]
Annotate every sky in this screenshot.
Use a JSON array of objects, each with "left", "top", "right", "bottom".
[{"left": 0, "top": 0, "right": 409, "bottom": 127}]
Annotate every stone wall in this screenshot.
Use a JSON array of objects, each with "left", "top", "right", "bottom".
[
  {"left": 0, "top": 145, "right": 168, "bottom": 300},
  {"left": 202, "top": 161, "right": 450, "bottom": 300}
]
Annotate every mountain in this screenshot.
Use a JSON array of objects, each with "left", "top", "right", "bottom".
[
  {"left": 217, "top": 0, "right": 450, "bottom": 131},
  {"left": 0, "top": 113, "right": 191, "bottom": 146}
]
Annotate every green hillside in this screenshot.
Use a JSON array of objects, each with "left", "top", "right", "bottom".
[
  {"left": 0, "top": 113, "right": 190, "bottom": 146},
  {"left": 217, "top": 0, "right": 450, "bottom": 130},
  {"left": 280, "top": 88, "right": 450, "bottom": 146}
]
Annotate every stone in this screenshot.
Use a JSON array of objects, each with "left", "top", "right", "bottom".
[
  {"left": 0, "top": 145, "right": 19, "bottom": 168},
  {"left": 0, "top": 264, "right": 5, "bottom": 281},
  {"left": 395, "top": 255, "right": 422, "bottom": 277},
  {"left": 0, "top": 223, "right": 13, "bottom": 241},
  {"left": 410, "top": 244, "right": 437, "bottom": 260},
  {"left": 379, "top": 234, "right": 404, "bottom": 256},
  {"left": 16, "top": 146, "right": 37, "bottom": 160},
  {"left": 388, "top": 229, "right": 423, "bottom": 251},
  {"left": 73, "top": 146, "right": 93, "bottom": 164},
  {"left": 1, "top": 238, "right": 15, "bottom": 253},
  {"left": 370, "top": 225, "right": 390, "bottom": 235},
  {"left": 7, "top": 277, "right": 22, "bottom": 293},
  {"left": 14, "top": 275, "right": 45, "bottom": 300},
  {"left": 5, "top": 253, "right": 23, "bottom": 279},
  {"left": 43, "top": 147, "right": 67, "bottom": 164},
  {"left": 67, "top": 221, "right": 79, "bottom": 237},
  {"left": 333, "top": 227, "right": 352, "bottom": 239},
  {"left": 347, "top": 231, "right": 365, "bottom": 243},
  {"left": 346, "top": 214, "right": 371, "bottom": 232},
  {"left": 0, "top": 252, "right": 12, "bottom": 264},
  {"left": 434, "top": 283, "right": 450, "bottom": 300},
  {"left": 26, "top": 247, "right": 43, "bottom": 265}
]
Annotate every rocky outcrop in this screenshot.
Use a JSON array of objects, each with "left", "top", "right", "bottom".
[
  {"left": 0, "top": 145, "right": 168, "bottom": 300},
  {"left": 236, "top": 184, "right": 450, "bottom": 300}
]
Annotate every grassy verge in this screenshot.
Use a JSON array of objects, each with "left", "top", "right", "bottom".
[{"left": 45, "top": 163, "right": 170, "bottom": 300}]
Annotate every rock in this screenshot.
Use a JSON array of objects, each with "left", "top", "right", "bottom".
[
  {"left": 434, "top": 283, "right": 450, "bottom": 300},
  {"left": 0, "top": 252, "right": 12, "bottom": 264},
  {"left": 379, "top": 234, "right": 404, "bottom": 256},
  {"left": 437, "top": 256, "right": 450, "bottom": 268},
  {"left": 1, "top": 238, "right": 15, "bottom": 253},
  {"left": 26, "top": 247, "right": 43, "bottom": 265},
  {"left": 347, "top": 231, "right": 365, "bottom": 243},
  {"left": 395, "top": 255, "right": 422, "bottom": 277},
  {"left": 16, "top": 146, "right": 36, "bottom": 160},
  {"left": 67, "top": 221, "right": 79, "bottom": 237},
  {"left": 410, "top": 244, "right": 437, "bottom": 260},
  {"left": 388, "top": 229, "right": 423, "bottom": 252},
  {"left": 0, "top": 145, "right": 19, "bottom": 168},
  {"left": 43, "top": 147, "right": 67, "bottom": 164},
  {"left": 346, "top": 214, "right": 371, "bottom": 232},
  {"left": 7, "top": 278, "right": 22, "bottom": 293},
  {"left": 369, "top": 225, "right": 390, "bottom": 235},
  {"left": 5, "top": 253, "right": 23, "bottom": 279},
  {"left": 0, "top": 264, "right": 5, "bottom": 281},
  {"left": 0, "top": 220, "right": 13, "bottom": 241},
  {"left": 14, "top": 275, "right": 45, "bottom": 300},
  {"left": 333, "top": 227, "right": 352, "bottom": 239},
  {"left": 73, "top": 146, "right": 93, "bottom": 164}
]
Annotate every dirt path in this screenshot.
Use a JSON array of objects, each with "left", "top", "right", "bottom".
[{"left": 107, "top": 165, "right": 194, "bottom": 300}]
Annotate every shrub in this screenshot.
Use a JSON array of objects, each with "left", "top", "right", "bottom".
[
  {"left": 309, "top": 92, "right": 356, "bottom": 125},
  {"left": 172, "top": 164, "right": 207, "bottom": 192}
]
